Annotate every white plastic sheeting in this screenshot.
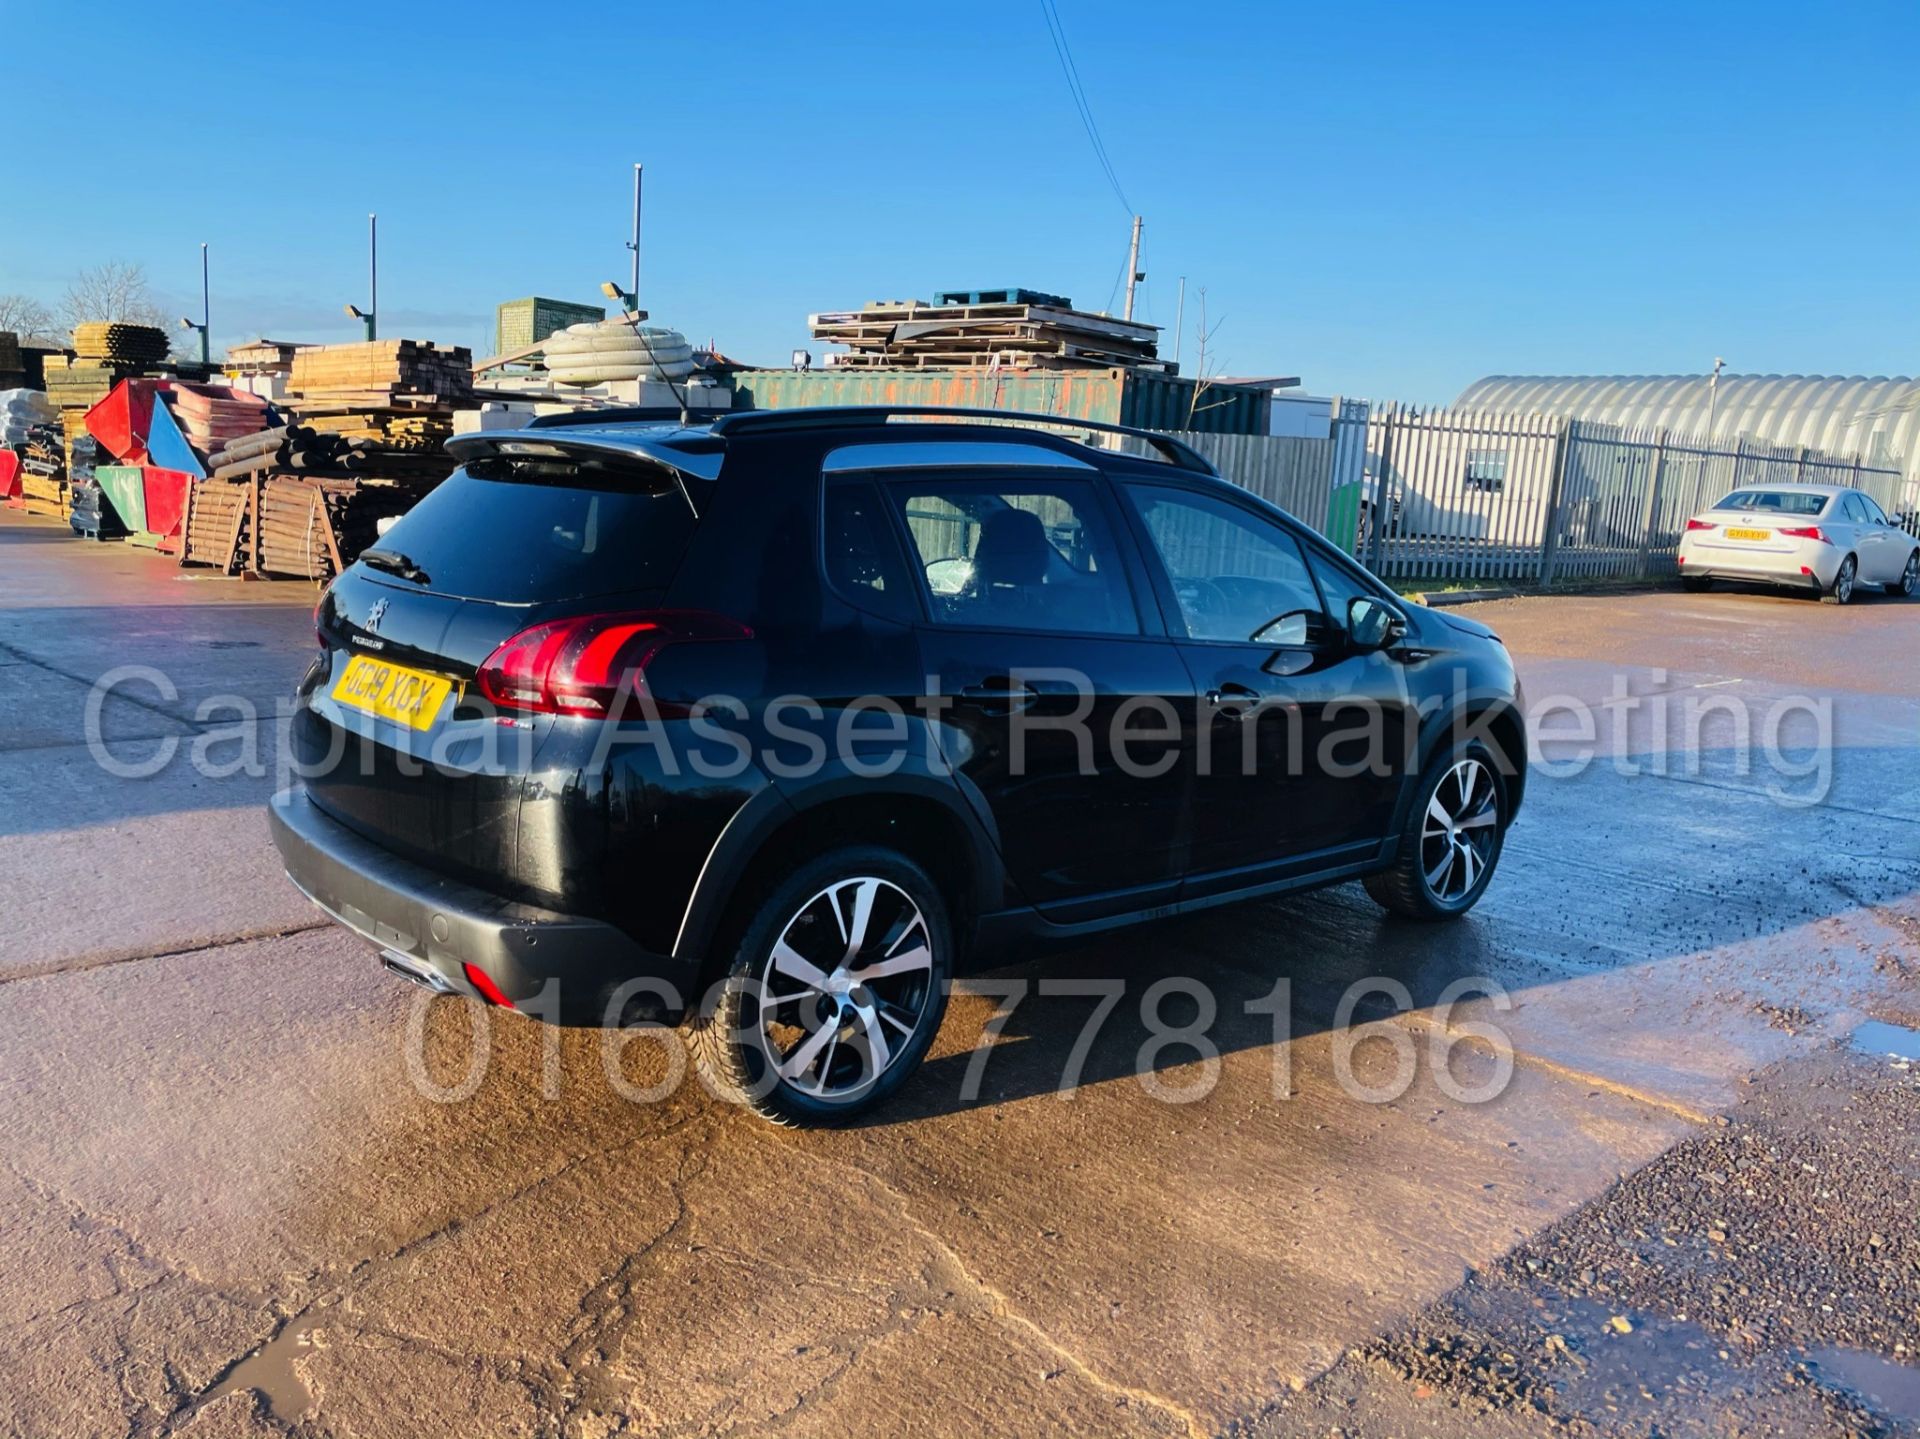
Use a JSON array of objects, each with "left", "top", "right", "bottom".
[{"left": 0, "top": 388, "right": 57, "bottom": 447}]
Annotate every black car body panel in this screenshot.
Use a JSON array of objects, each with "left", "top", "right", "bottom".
[{"left": 269, "top": 410, "right": 1527, "bottom": 1025}]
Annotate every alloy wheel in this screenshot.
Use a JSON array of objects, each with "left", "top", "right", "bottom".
[
  {"left": 1903, "top": 552, "right": 1918, "bottom": 596},
  {"left": 753, "top": 877, "right": 936, "bottom": 1100},
  {"left": 1835, "top": 558, "right": 1856, "bottom": 604},
  {"left": 1420, "top": 758, "right": 1500, "bottom": 903}
]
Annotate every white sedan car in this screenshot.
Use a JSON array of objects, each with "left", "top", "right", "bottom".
[{"left": 1676, "top": 483, "right": 1919, "bottom": 604}]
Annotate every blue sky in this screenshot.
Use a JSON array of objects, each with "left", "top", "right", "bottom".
[{"left": 3, "top": 0, "right": 1915, "bottom": 402}]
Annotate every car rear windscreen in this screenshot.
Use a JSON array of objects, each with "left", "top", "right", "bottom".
[
  {"left": 368, "top": 460, "right": 699, "bottom": 603},
  {"left": 1712, "top": 490, "right": 1830, "bottom": 517}
]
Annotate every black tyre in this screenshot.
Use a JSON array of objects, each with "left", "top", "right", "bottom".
[
  {"left": 1681, "top": 575, "right": 1713, "bottom": 593},
  {"left": 1821, "top": 555, "right": 1858, "bottom": 605},
  {"left": 1363, "top": 741, "right": 1510, "bottom": 921},
  {"left": 1888, "top": 550, "right": 1918, "bottom": 598},
  {"left": 691, "top": 846, "right": 952, "bottom": 1127}
]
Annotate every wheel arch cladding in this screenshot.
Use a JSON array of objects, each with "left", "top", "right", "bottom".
[{"left": 674, "top": 780, "right": 996, "bottom": 983}]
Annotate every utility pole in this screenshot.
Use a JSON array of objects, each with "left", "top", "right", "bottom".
[
  {"left": 1705, "top": 355, "right": 1725, "bottom": 441},
  {"left": 1172, "top": 275, "right": 1186, "bottom": 370},
  {"left": 625, "top": 163, "right": 644, "bottom": 314},
  {"left": 1122, "top": 214, "right": 1143, "bottom": 322}
]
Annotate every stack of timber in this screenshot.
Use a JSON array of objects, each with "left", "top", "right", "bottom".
[
  {"left": 288, "top": 340, "right": 472, "bottom": 448},
  {"left": 226, "top": 339, "right": 313, "bottom": 376},
  {"left": 235, "top": 422, "right": 454, "bottom": 581},
  {"left": 0, "top": 331, "right": 24, "bottom": 388},
  {"left": 60, "top": 409, "right": 93, "bottom": 476},
  {"left": 43, "top": 356, "right": 124, "bottom": 411},
  {"left": 18, "top": 422, "right": 67, "bottom": 518},
  {"left": 204, "top": 424, "right": 455, "bottom": 482},
  {"left": 73, "top": 323, "right": 171, "bottom": 367},
  {"left": 809, "top": 294, "right": 1165, "bottom": 372},
  {"left": 253, "top": 473, "right": 440, "bottom": 582}
]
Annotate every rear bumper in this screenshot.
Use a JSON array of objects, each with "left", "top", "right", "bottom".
[
  {"left": 268, "top": 787, "right": 697, "bottom": 1025},
  {"left": 1679, "top": 546, "right": 1833, "bottom": 589},
  {"left": 1682, "top": 563, "right": 1825, "bottom": 590}
]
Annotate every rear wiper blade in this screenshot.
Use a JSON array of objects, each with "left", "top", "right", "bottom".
[{"left": 359, "top": 547, "right": 430, "bottom": 584}]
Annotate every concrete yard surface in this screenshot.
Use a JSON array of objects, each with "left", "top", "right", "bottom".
[{"left": 0, "top": 509, "right": 1916, "bottom": 1438}]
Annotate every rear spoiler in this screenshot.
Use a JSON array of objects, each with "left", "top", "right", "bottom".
[{"left": 444, "top": 427, "right": 723, "bottom": 515}]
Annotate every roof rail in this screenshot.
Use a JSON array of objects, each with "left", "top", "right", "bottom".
[{"left": 706, "top": 406, "right": 1216, "bottom": 474}]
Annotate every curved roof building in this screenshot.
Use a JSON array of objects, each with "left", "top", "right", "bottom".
[{"left": 1454, "top": 374, "right": 1920, "bottom": 479}]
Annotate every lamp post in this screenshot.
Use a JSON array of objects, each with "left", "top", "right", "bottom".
[
  {"left": 343, "top": 214, "right": 377, "bottom": 340},
  {"left": 624, "top": 163, "right": 643, "bottom": 313},
  {"left": 600, "top": 280, "right": 646, "bottom": 322},
  {"left": 179, "top": 242, "right": 211, "bottom": 365}
]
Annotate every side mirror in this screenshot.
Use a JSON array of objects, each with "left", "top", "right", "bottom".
[{"left": 1347, "top": 596, "right": 1406, "bottom": 651}]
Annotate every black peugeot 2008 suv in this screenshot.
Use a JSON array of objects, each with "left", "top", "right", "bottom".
[{"left": 270, "top": 407, "right": 1526, "bottom": 1125}]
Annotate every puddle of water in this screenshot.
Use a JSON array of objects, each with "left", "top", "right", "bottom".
[
  {"left": 1849, "top": 1019, "right": 1920, "bottom": 1062},
  {"left": 1803, "top": 1347, "right": 1920, "bottom": 1423},
  {"left": 195, "top": 1312, "right": 320, "bottom": 1423}
]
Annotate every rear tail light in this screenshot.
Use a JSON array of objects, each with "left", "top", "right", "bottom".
[
  {"left": 1780, "top": 526, "right": 1828, "bottom": 543},
  {"left": 475, "top": 610, "right": 752, "bottom": 718},
  {"left": 1684, "top": 519, "right": 1716, "bottom": 532}
]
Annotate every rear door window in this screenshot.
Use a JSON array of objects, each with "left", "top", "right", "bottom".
[
  {"left": 887, "top": 477, "right": 1138, "bottom": 635},
  {"left": 367, "top": 460, "right": 698, "bottom": 603}
]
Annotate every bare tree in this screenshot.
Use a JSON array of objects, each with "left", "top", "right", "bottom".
[
  {"left": 1184, "top": 287, "right": 1231, "bottom": 427},
  {"left": 61, "top": 262, "right": 169, "bottom": 334},
  {"left": 0, "top": 293, "right": 60, "bottom": 344}
]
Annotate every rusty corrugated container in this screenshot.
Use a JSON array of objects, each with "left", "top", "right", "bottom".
[{"left": 728, "top": 367, "right": 1270, "bottom": 436}]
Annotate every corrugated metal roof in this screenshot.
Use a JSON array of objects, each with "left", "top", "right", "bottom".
[{"left": 1454, "top": 373, "right": 1920, "bottom": 478}]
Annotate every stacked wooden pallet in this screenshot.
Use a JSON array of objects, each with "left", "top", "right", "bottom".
[
  {"left": 18, "top": 424, "right": 67, "bottom": 518},
  {"left": 180, "top": 481, "right": 253, "bottom": 572},
  {"left": 809, "top": 296, "right": 1165, "bottom": 372},
  {"left": 73, "top": 323, "right": 171, "bottom": 366}
]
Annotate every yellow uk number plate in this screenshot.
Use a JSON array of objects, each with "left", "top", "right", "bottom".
[
  {"left": 331, "top": 655, "right": 455, "bottom": 730},
  {"left": 1724, "top": 527, "right": 1770, "bottom": 541}
]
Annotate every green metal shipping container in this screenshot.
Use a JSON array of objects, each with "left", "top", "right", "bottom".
[
  {"left": 728, "top": 367, "right": 1270, "bottom": 436},
  {"left": 494, "top": 297, "right": 609, "bottom": 358}
]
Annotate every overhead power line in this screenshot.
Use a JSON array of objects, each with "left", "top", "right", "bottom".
[{"left": 1038, "top": 0, "right": 1132, "bottom": 217}]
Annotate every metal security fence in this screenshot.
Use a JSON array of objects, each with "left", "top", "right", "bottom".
[
  {"left": 1108, "top": 407, "right": 1908, "bottom": 586},
  {"left": 1285, "top": 405, "right": 1909, "bottom": 584}
]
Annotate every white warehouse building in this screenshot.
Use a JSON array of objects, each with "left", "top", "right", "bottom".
[{"left": 1455, "top": 373, "right": 1920, "bottom": 493}]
